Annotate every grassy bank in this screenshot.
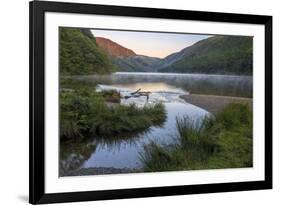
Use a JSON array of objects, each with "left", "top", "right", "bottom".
[
  {"left": 140, "top": 103, "right": 252, "bottom": 171},
  {"left": 60, "top": 79, "right": 166, "bottom": 141}
]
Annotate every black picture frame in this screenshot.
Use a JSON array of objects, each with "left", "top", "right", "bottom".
[{"left": 29, "top": 0, "right": 272, "bottom": 204}]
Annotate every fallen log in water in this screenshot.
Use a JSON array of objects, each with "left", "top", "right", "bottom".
[
  {"left": 130, "top": 88, "right": 141, "bottom": 95},
  {"left": 124, "top": 88, "right": 151, "bottom": 99}
]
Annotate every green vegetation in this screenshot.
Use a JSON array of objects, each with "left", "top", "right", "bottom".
[
  {"left": 159, "top": 36, "right": 253, "bottom": 75},
  {"left": 60, "top": 80, "right": 166, "bottom": 141},
  {"left": 89, "top": 102, "right": 166, "bottom": 137},
  {"left": 140, "top": 103, "right": 252, "bottom": 171},
  {"left": 59, "top": 27, "right": 116, "bottom": 75},
  {"left": 113, "top": 55, "right": 160, "bottom": 72}
]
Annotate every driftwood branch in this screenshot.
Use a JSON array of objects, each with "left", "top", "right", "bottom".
[
  {"left": 130, "top": 88, "right": 141, "bottom": 95},
  {"left": 125, "top": 88, "right": 151, "bottom": 100}
]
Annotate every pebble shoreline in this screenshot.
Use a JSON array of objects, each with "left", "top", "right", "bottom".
[
  {"left": 180, "top": 94, "right": 252, "bottom": 114},
  {"left": 62, "top": 167, "right": 143, "bottom": 176}
]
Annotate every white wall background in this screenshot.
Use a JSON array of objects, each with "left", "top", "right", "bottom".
[{"left": 0, "top": 0, "right": 279, "bottom": 204}]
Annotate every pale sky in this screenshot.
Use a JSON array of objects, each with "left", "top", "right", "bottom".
[{"left": 91, "top": 29, "right": 211, "bottom": 58}]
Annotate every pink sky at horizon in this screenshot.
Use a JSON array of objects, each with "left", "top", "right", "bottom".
[{"left": 91, "top": 29, "right": 211, "bottom": 58}]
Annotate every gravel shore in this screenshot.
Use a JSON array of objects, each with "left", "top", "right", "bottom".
[
  {"left": 62, "top": 167, "right": 143, "bottom": 176},
  {"left": 180, "top": 94, "right": 252, "bottom": 114}
]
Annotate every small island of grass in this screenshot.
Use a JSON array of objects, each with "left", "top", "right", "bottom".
[{"left": 60, "top": 79, "right": 167, "bottom": 141}]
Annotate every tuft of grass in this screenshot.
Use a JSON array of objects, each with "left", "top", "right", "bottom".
[
  {"left": 88, "top": 103, "right": 166, "bottom": 137},
  {"left": 140, "top": 103, "right": 252, "bottom": 171}
]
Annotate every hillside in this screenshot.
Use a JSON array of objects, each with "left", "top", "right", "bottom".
[
  {"left": 59, "top": 28, "right": 115, "bottom": 75},
  {"left": 159, "top": 36, "right": 253, "bottom": 75},
  {"left": 113, "top": 55, "right": 161, "bottom": 72},
  {"left": 96, "top": 37, "right": 136, "bottom": 58}
]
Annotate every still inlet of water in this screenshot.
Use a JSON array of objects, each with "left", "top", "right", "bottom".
[{"left": 81, "top": 82, "right": 209, "bottom": 169}]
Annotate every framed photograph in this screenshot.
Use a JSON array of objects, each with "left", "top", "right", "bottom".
[{"left": 29, "top": 0, "right": 272, "bottom": 204}]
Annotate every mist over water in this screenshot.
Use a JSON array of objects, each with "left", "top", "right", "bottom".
[{"left": 74, "top": 72, "right": 253, "bottom": 97}]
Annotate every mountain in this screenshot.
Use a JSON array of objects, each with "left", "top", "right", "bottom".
[
  {"left": 69, "top": 33, "right": 253, "bottom": 75},
  {"left": 59, "top": 28, "right": 115, "bottom": 75},
  {"left": 95, "top": 37, "right": 161, "bottom": 72},
  {"left": 159, "top": 36, "right": 253, "bottom": 75},
  {"left": 96, "top": 37, "right": 136, "bottom": 58}
]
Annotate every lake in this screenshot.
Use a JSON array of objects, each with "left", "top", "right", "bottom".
[
  {"left": 73, "top": 72, "right": 253, "bottom": 97},
  {"left": 60, "top": 72, "right": 253, "bottom": 176}
]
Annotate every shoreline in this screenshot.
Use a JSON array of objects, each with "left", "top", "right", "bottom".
[
  {"left": 180, "top": 94, "right": 252, "bottom": 114},
  {"left": 62, "top": 167, "right": 143, "bottom": 177}
]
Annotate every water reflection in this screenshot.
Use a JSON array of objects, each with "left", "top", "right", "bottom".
[
  {"left": 59, "top": 140, "right": 97, "bottom": 176},
  {"left": 81, "top": 102, "right": 208, "bottom": 169}
]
